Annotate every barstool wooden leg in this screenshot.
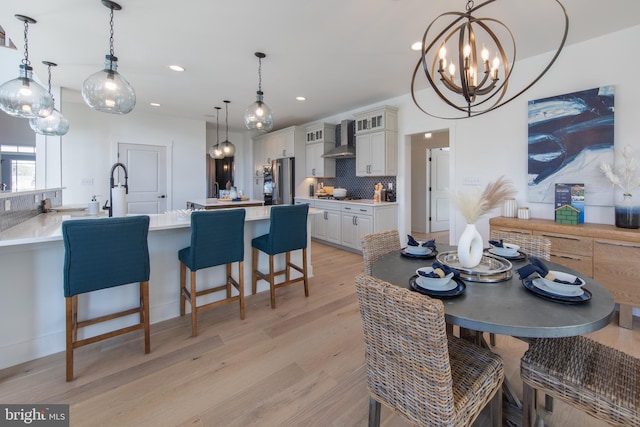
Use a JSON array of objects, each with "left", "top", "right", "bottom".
[
  {"left": 179, "top": 262, "right": 186, "bottom": 316},
  {"left": 141, "top": 281, "right": 150, "bottom": 354},
  {"left": 285, "top": 251, "right": 291, "bottom": 282},
  {"left": 66, "top": 297, "right": 74, "bottom": 382},
  {"left": 238, "top": 261, "right": 245, "bottom": 320},
  {"left": 269, "top": 255, "right": 276, "bottom": 309},
  {"left": 252, "top": 247, "right": 258, "bottom": 295},
  {"left": 226, "top": 263, "right": 232, "bottom": 298},
  {"left": 302, "top": 247, "right": 309, "bottom": 297},
  {"left": 190, "top": 270, "right": 198, "bottom": 337}
]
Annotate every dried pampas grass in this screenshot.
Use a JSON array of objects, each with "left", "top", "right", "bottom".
[{"left": 451, "top": 176, "right": 517, "bottom": 223}]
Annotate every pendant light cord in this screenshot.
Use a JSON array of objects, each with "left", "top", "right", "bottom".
[
  {"left": 46, "top": 64, "right": 55, "bottom": 102},
  {"left": 22, "top": 19, "right": 30, "bottom": 67},
  {"left": 109, "top": 7, "right": 115, "bottom": 57},
  {"left": 216, "top": 108, "right": 220, "bottom": 143},
  {"left": 258, "top": 57, "right": 262, "bottom": 93},
  {"left": 225, "top": 101, "right": 230, "bottom": 140}
]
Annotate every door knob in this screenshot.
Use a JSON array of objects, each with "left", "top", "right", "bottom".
[{"left": 157, "top": 195, "right": 166, "bottom": 199}]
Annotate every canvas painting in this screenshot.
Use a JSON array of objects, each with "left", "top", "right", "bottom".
[{"left": 527, "top": 86, "right": 615, "bottom": 205}]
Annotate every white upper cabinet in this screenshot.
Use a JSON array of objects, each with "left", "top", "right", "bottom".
[
  {"left": 305, "top": 123, "right": 336, "bottom": 178},
  {"left": 354, "top": 106, "right": 398, "bottom": 176}
]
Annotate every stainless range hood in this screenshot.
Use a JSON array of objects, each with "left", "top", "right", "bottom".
[{"left": 322, "top": 120, "right": 355, "bottom": 158}]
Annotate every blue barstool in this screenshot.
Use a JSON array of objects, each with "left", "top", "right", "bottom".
[
  {"left": 252, "top": 204, "right": 309, "bottom": 309},
  {"left": 179, "top": 209, "right": 246, "bottom": 337},
  {"left": 62, "top": 215, "right": 151, "bottom": 382}
]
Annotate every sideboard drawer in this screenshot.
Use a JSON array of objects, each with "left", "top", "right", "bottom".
[
  {"left": 549, "top": 252, "right": 593, "bottom": 278},
  {"left": 534, "top": 231, "right": 593, "bottom": 257},
  {"left": 491, "top": 226, "right": 532, "bottom": 235},
  {"left": 593, "top": 238, "right": 640, "bottom": 306}
]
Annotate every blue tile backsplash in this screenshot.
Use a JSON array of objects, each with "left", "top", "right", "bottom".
[{"left": 318, "top": 122, "right": 396, "bottom": 199}]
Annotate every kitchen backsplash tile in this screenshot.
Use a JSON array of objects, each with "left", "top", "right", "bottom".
[
  {"left": 317, "top": 122, "right": 396, "bottom": 199},
  {"left": 0, "top": 190, "right": 62, "bottom": 232}
]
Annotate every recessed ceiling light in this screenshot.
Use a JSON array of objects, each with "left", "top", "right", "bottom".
[
  {"left": 296, "top": 96, "right": 306, "bottom": 101},
  {"left": 411, "top": 41, "right": 422, "bottom": 51},
  {"left": 150, "top": 102, "right": 161, "bottom": 107},
  {"left": 169, "top": 65, "right": 185, "bottom": 72}
]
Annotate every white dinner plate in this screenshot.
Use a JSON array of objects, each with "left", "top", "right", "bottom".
[
  {"left": 532, "top": 278, "right": 584, "bottom": 297},
  {"left": 488, "top": 248, "right": 519, "bottom": 257}
]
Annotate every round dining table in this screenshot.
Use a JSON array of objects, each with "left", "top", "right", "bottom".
[{"left": 371, "top": 247, "right": 615, "bottom": 339}]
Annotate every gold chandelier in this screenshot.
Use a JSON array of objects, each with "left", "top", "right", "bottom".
[{"left": 411, "top": 0, "right": 568, "bottom": 119}]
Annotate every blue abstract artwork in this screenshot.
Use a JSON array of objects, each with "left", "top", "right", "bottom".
[{"left": 527, "top": 86, "right": 615, "bottom": 205}]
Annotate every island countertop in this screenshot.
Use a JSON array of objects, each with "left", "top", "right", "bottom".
[
  {"left": 0, "top": 205, "right": 319, "bottom": 248},
  {"left": 187, "top": 198, "right": 264, "bottom": 209}
]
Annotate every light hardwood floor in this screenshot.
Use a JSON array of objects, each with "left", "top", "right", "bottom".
[{"left": 1, "top": 240, "right": 638, "bottom": 426}]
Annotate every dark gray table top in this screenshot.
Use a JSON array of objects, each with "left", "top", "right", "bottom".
[{"left": 371, "top": 248, "right": 615, "bottom": 338}]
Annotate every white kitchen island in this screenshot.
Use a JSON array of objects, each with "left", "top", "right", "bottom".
[{"left": 0, "top": 206, "right": 320, "bottom": 370}]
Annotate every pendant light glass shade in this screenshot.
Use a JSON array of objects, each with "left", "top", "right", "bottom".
[
  {"left": 0, "top": 15, "right": 54, "bottom": 118},
  {"left": 244, "top": 52, "right": 273, "bottom": 132},
  {"left": 29, "top": 61, "right": 70, "bottom": 136},
  {"left": 82, "top": 55, "right": 135, "bottom": 114},
  {"left": 221, "top": 100, "right": 236, "bottom": 157},
  {"left": 29, "top": 108, "right": 69, "bottom": 136},
  {"left": 82, "top": 1, "right": 135, "bottom": 115},
  {"left": 209, "top": 106, "right": 224, "bottom": 159}
]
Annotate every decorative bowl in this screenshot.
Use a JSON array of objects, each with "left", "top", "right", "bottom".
[
  {"left": 540, "top": 270, "right": 585, "bottom": 294},
  {"left": 415, "top": 267, "right": 454, "bottom": 288},
  {"left": 490, "top": 243, "right": 520, "bottom": 257},
  {"left": 405, "top": 245, "right": 431, "bottom": 255}
]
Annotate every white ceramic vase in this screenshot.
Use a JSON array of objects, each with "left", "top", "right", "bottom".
[{"left": 457, "top": 223, "right": 483, "bottom": 268}]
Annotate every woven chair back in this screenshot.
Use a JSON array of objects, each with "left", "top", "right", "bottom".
[
  {"left": 361, "top": 230, "right": 400, "bottom": 275},
  {"left": 355, "top": 274, "right": 456, "bottom": 425},
  {"left": 490, "top": 230, "right": 551, "bottom": 260}
]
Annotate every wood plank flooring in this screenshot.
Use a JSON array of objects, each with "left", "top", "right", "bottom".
[{"left": 1, "top": 240, "right": 638, "bottom": 426}]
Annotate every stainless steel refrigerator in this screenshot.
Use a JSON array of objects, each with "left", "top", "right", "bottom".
[{"left": 271, "top": 158, "right": 295, "bottom": 205}]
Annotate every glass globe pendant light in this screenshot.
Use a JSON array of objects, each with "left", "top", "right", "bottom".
[
  {"left": 220, "top": 100, "right": 236, "bottom": 157},
  {"left": 209, "top": 106, "right": 224, "bottom": 159},
  {"left": 0, "top": 15, "right": 54, "bottom": 118},
  {"left": 82, "top": 0, "right": 136, "bottom": 114},
  {"left": 29, "top": 61, "right": 70, "bottom": 136},
  {"left": 244, "top": 52, "right": 273, "bottom": 132}
]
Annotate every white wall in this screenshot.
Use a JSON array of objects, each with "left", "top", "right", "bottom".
[{"left": 61, "top": 96, "right": 206, "bottom": 211}]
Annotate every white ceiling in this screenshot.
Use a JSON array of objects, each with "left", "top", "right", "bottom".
[{"left": 2, "top": 0, "right": 640, "bottom": 133}]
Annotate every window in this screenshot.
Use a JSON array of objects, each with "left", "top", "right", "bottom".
[{"left": 11, "top": 159, "right": 36, "bottom": 191}]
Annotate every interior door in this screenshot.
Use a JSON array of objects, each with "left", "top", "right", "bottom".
[
  {"left": 429, "top": 147, "right": 450, "bottom": 232},
  {"left": 118, "top": 143, "right": 167, "bottom": 214}
]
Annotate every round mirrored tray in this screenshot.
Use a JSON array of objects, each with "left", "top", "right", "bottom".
[{"left": 436, "top": 251, "right": 513, "bottom": 282}]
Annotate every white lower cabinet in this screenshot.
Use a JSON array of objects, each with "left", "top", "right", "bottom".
[
  {"left": 299, "top": 198, "right": 397, "bottom": 252},
  {"left": 341, "top": 207, "right": 373, "bottom": 251},
  {"left": 312, "top": 200, "right": 341, "bottom": 244}
]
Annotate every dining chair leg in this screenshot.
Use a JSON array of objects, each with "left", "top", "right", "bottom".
[
  {"left": 179, "top": 262, "right": 186, "bottom": 316},
  {"left": 302, "top": 247, "right": 309, "bottom": 297},
  {"left": 226, "top": 263, "right": 232, "bottom": 298},
  {"left": 522, "top": 382, "right": 537, "bottom": 427},
  {"left": 252, "top": 247, "right": 258, "bottom": 295},
  {"left": 368, "top": 396, "right": 381, "bottom": 427},
  {"left": 141, "top": 281, "right": 150, "bottom": 354},
  {"left": 490, "top": 332, "right": 496, "bottom": 346},
  {"left": 65, "top": 297, "right": 74, "bottom": 382},
  {"left": 190, "top": 270, "right": 198, "bottom": 337},
  {"left": 490, "top": 386, "right": 502, "bottom": 427},
  {"left": 269, "top": 255, "right": 276, "bottom": 309}
]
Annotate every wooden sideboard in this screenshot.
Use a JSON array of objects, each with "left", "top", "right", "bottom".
[{"left": 490, "top": 217, "right": 640, "bottom": 329}]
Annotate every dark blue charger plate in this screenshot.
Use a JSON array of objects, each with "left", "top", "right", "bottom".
[
  {"left": 400, "top": 248, "right": 438, "bottom": 259},
  {"left": 409, "top": 275, "right": 465, "bottom": 298},
  {"left": 522, "top": 279, "right": 592, "bottom": 304}
]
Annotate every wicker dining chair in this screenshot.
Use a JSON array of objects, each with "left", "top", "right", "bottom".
[
  {"left": 355, "top": 274, "right": 504, "bottom": 427},
  {"left": 521, "top": 335, "right": 640, "bottom": 427},
  {"left": 361, "top": 230, "right": 400, "bottom": 275},
  {"left": 490, "top": 230, "right": 551, "bottom": 260}
]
